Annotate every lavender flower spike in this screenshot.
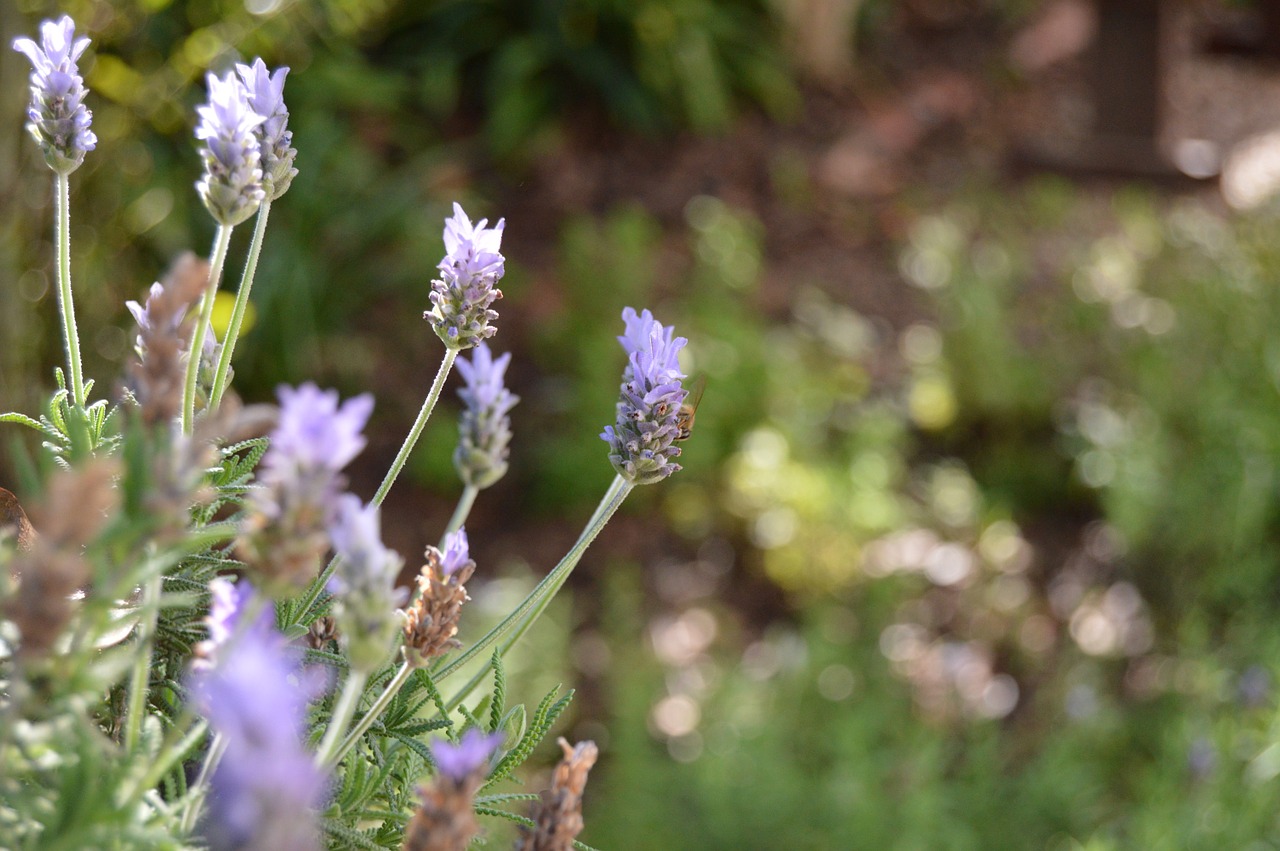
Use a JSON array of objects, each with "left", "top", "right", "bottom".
[
  {"left": 192, "top": 577, "right": 272, "bottom": 670},
  {"left": 195, "top": 71, "right": 266, "bottom": 225},
  {"left": 425, "top": 203, "right": 506, "bottom": 349},
  {"left": 265, "top": 384, "right": 375, "bottom": 478},
  {"left": 601, "top": 307, "right": 689, "bottom": 485},
  {"left": 328, "top": 495, "right": 407, "bottom": 672},
  {"left": 403, "top": 728, "right": 503, "bottom": 851},
  {"left": 401, "top": 527, "right": 476, "bottom": 666},
  {"left": 188, "top": 588, "right": 326, "bottom": 851},
  {"left": 238, "top": 384, "right": 374, "bottom": 594},
  {"left": 236, "top": 58, "right": 297, "bottom": 200},
  {"left": 12, "top": 16, "right": 96, "bottom": 174},
  {"left": 454, "top": 342, "right": 519, "bottom": 489}
]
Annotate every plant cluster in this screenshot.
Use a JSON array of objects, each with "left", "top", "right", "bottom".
[{"left": 0, "top": 14, "right": 693, "bottom": 850}]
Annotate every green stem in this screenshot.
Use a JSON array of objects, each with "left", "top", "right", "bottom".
[
  {"left": 289, "top": 347, "right": 460, "bottom": 632},
  {"left": 182, "top": 225, "right": 234, "bottom": 434},
  {"left": 209, "top": 200, "right": 271, "bottom": 411},
  {"left": 373, "top": 346, "right": 459, "bottom": 507},
  {"left": 180, "top": 732, "right": 225, "bottom": 833},
  {"left": 314, "top": 668, "right": 369, "bottom": 767},
  {"left": 54, "top": 172, "right": 85, "bottom": 408},
  {"left": 433, "top": 475, "right": 632, "bottom": 693},
  {"left": 122, "top": 718, "right": 208, "bottom": 812},
  {"left": 122, "top": 568, "right": 163, "bottom": 753},
  {"left": 324, "top": 661, "right": 413, "bottom": 769},
  {"left": 443, "top": 484, "right": 480, "bottom": 542}
]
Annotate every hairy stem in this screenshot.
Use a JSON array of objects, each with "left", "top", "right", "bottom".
[
  {"left": 182, "top": 225, "right": 234, "bottom": 433},
  {"left": 290, "top": 347, "right": 460, "bottom": 631},
  {"left": 180, "top": 732, "right": 226, "bottom": 833},
  {"left": 209, "top": 200, "right": 271, "bottom": 410},
  {"left": 443, "top": 483, "right": 479, "bottom": 543},
  {"left": 323, "top": 661, "right": 413, "bottom": 769},
  {"left": 434, "top": 475, "right": 632, "bottom": 694},
  {"left": 314, "top": 669, "right": 369, "bottom": 767},
  {"left": 54, "top": 172, "right": 85, "bottom": 408},
  {"left": 122, "top": 569, "right": 163, "bottom": 753},
  {"left": 373, "top": 346, "right": 459, "bottom": 507}
]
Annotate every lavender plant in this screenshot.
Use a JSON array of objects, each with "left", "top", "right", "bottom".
[{"left": 0, "top": 12, "right": 691, "bottom": 851}]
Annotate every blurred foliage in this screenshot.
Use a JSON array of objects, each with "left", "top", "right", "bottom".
[
  {"left": 530, "top": 183, "right": 1280, "bottom": 847},
  {"left": 2, "top": 0, "right": 797, "bottom": 465},
  {"left": 377, "top": 0, "right": 799, "bottom": 152}
]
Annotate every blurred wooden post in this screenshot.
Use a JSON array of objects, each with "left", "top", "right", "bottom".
[
  {"left": 1092, "top": 0, "right": 1161, "bottom": 146},
  {"left": 1013, "top": 0, "right": 1215, "bottom": 182}
]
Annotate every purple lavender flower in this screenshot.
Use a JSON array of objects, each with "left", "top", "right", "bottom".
[
  {"left": 429, "top": 728, "right": 504, "bottom": 784},
  {"left": 328, "top": 494, "right": 407, "bottom": 672},
  {"left": 235, "top": 58, "right": 297, "bottom": 200},
  {"left": 204, "top": 577, "right": 243, "bottom": 649},
  {"left": 188, "top": 584, "right": 326, "bottom": 851},
  {"left": 439, "top": 528, "right": 472, "bottom": 578},
  {"left": 195, "top": 71, "right": 266, "bottom": 226},
  {"left": 239, "top": 385, "right": 373, "bottom": 593},
  {"left": 12, "top": 15, "right": 96, "bottom": 174},
  {"left": 601, "top": 307, "right": 688, "bottom": 485},
  {"left": 264, "top": 384, "right": 374, "bottom": 480},
  {"left": 454, "top": 342, "right": 519, "bottom": 489},
  {"left": 425, "top": 203, "right": 506, "bottom": 349}
]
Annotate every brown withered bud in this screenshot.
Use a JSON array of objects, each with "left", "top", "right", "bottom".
[
  {"left": 0, "top": 487, "right": 37, "bottom": 552},
  {"left": 142, "top": 393, "right": 275, "bottom": 543},
  {"left": 401, "top": 774, "right": 482, "bottom": 851},
  {"left": 3, "top": 460, "right": 119, "bottom": 658},
  {"left": 307, "top": 615, "right": 339, "bottom": 650},
  {"left": 236, "top": 508, "right": 331, "bottom": 597},
  {"left": 124, "top": 252, "right": 209, "bottom": 427},
  {"left": 515, "top": 738, "right": 599, "bottom": 851},
  {"left": 402, "top": 729, "right": 501, "bottom": 851},
  {"left": 401, "top": 545, "right": 476, "bottom": 667}
]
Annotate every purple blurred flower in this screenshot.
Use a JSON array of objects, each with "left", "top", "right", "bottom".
[
  {"left": 454, "top": 342, "right": 518, "bottom": 489},
  {"left": 328, "top": 495, "right": 406, "bottom": 672},
  {"left": 204, "top": 577, "right": 243, "bottom": 649},
  {"left": 430, "top": 728, "right": 503, "bottom": 783},
  {"left": 265, "top": 384, "right": 374, "bottom": 478},
  {"left": 439, "top": 528, "right": 471, "bottom": 578},
  {"left": 235, "top": 58, "right": 297, "bottom": 200},
  {"left": 425, "top": 203, "right": 506, "bottom": 349},
  {"left": 195, "top": 71, "right": 265, "bottom": 225},
  {"left": 240, "top": 385, "right": 372, "bottom": 593},
  {"left": 601, "top": 307, "right": 688, "bottom": 485},
  {"left": 193, "top": 577, "right": 273, "bottom": 670},
  {"left": 189, "top": 584, "right": 326, "bottom": 851},
  {"left": 12, "top": 15, "right": 96, "bottom": 174}
]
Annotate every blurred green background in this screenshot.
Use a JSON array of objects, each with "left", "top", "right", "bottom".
[{"left": 7, "top": 0, "right": 1280, "bottom": 847}]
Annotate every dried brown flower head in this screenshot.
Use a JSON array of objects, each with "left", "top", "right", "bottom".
[
  {"left": 515, "top": 738, "right": 599, "bottom": 851},
  {"left": 125, "top": 252, "right": 208, "bottom": 427},
  {"left": 400, "top": 774, "right": 482, "bottom": 851},
  {"left": 401, "top": 730, "right": 501, "bottom": 851},
  {"left": 3, "top": 460, "right": 119, "bottom": 658},
  {"left": 307, "top": 615, "right": 339, "bottom": 650},
  {"left": 401, "top": 545, "right": 476, "bottom": 667}
]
